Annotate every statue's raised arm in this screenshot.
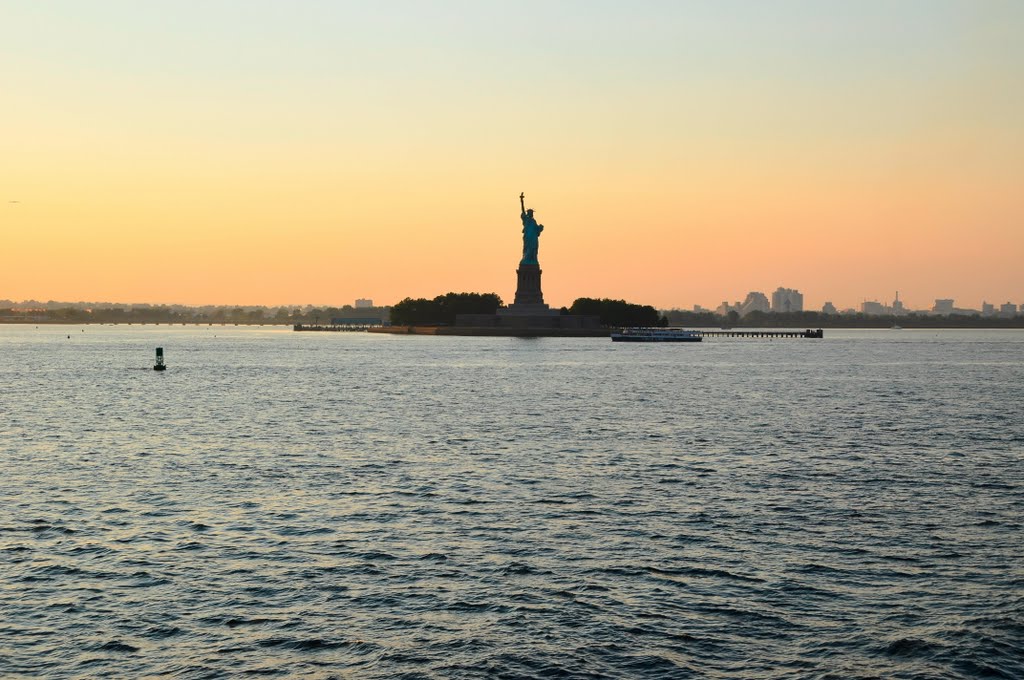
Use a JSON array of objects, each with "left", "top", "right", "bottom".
[{"left": 520, "top": 192, "right": 526, "bottom": 216}]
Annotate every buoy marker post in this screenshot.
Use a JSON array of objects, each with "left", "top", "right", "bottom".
[{"left": 154, "top": 347, "right": 166, "bottom": 371}]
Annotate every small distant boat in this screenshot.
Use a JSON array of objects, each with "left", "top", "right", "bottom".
[
  {"left": 891, "top": 324, "right": 903, "bottom": 330},
  {"left": 611, "top": 328, "right": 702, "bottom": 342}
]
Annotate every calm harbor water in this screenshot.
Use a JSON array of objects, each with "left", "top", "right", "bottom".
[{"left": 1, "top": 326, "right": 1022, "bottom": 679}]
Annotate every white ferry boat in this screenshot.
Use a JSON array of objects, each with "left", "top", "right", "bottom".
[{"left": 611, "top": 328, "right": 703, "bottom": 342}]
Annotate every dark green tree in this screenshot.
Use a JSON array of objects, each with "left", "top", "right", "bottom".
[
  {"left": 390, "top": 292, "right": 502, "bottom": 325},
  {"left": 569, "top": 298, "right": 665, "bottom": 327}
]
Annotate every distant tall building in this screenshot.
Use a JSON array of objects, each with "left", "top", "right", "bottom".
[
  {"left": 861, "top": 301, "right": 886, "bottom": 315},
  {"left": 771, "top": 287, "right": 804, "bottom": 313},
  {"left": 999, "top": 302, "right": 1019, "bottom": 317},
  {"left": 355, "top": 298, "right": 374, "bottom": 309},
  {"left": 739, "top": 292, "right": 770, "bottom": 316},
  {"left": 715, "top": 300, "right": 738, "bottom": 316},
  {"left": 933, "top": 299, "right": 954, "bottom": 314},
  {"left": 822, "top": 301, "right": 838, "bottom": 315},
  {"left": 982, "top": 302, "right": 995, "bottom": 317},
  {"left": 892, "top": 291, "right": 905, "bottom": 316}
]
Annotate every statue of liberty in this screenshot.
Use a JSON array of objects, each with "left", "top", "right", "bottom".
[{"left": 519, "top": 192, "right": 544, "bottom": 265}]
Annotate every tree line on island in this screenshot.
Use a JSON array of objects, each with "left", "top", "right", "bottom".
[
  {"left": 567, "top": 298, "right": 666, "bottom": 328},
  {"left": 389, "top": 293, "right": 667, "bottom": 327},
  {"left": 389, "top": 293, "right": 503, "bottom": 326}
]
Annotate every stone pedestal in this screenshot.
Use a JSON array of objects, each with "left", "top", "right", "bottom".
[
  {"left": 497, "top": 263, "right": 558, "bottom": 317},
  {"left": 513, "top": 264, "right": 545, "bottom": 306}
]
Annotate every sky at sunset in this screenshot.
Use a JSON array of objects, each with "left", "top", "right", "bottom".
[{"left": 2, "top": 1, "right": 1022, "bottom": 310}]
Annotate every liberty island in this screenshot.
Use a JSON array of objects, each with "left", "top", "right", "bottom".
[{"left": 374, "top": 193, "right": 604, "bottom": 336}]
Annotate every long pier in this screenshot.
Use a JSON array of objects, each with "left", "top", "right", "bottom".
[
  {"left": 293, "top": 323, "right": 379, "bottom": 332},
  {"left": 695, "top": 328, "right": 823, "bottom": 339}
]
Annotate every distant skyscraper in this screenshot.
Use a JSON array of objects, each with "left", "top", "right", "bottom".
[
  {"left": 739, "top": 292, "right": 770, "bottom": 316},
  {"left": 715, "top": 300, "right": 738, "bottom": 316},
  {"left": 933, "top": 299, "right": 954, "bottom": 314},
  {"left": 982, "top": 302, "right": 995, "bottom": 317},
  {"left": 355, "top": 298, "right": 374, "bottom": 308},
  {"left": 999, "top": 302, "right": 1018, "bottom": 317},
  {"left": 892, "top": 291, "right": 905, "bottom": 316},
  {"left": 771, "top": 287, "right": 804, "bottom": 313},
  {"left": 822, "top": 301, "right": 838, "bottom": 315},
  {"left": 861, "top": 301, "right": 886, "bottom": 315}
]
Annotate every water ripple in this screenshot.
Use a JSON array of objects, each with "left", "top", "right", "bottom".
[{"left": 1, "top": 327, "right": 1023, "bottom": 678}]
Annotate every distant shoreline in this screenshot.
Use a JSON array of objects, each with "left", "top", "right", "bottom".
[
  {"left": 0, "top": 321, "right": 294, "bottom": 327},
  {"left": 3, "top": 321, "right": 1024, "bottom": 330}
]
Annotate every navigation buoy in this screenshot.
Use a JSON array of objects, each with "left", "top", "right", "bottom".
[{"left": 153, "top": 347, "right": 166, "bottom": 371}]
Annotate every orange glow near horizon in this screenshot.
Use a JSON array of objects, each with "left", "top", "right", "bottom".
[{"left": 2, "top": 3, "right": 1021, "bottom": 311}]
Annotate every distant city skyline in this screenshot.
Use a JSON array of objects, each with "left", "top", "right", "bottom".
[
  {"left": 699, "top": 288, "right": 1021, "bottom": 317},
  {"left": 2, "top": 3, "right": 1022, "bottom": 308},
  {"left": 2, "top": 291, "right": 1021, "bottom": 318}
]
